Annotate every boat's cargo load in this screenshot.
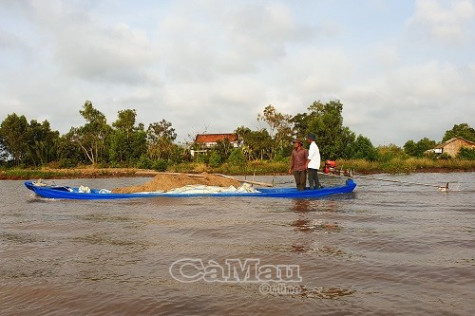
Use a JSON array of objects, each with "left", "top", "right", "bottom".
[
  {"left": 112, "top": 173, "right": 241, "bottom": 193},
  {"left": 78, "top": 185, "right": 91, "bottom": 193},
  {"left": 166, "top": 183, "right": 258, "bottom": 194}
]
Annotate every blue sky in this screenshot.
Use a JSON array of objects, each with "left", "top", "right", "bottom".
[{"left": 0, "top": 0, "right": 474, "bottom": 145}]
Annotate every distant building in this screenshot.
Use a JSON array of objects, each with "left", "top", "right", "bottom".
[
  {"left": 425, "top": 137, "right": 475, "bottom": 157},
  {"left": 195, "top": 133, "right": 241, "bottom": 148},
  {"left": 191, "top": 133, "right": 241, "bottom": 157}
]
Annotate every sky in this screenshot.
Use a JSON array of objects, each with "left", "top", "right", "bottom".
[{"left": 0, "top": 0, "right": 474, "bottom": 146}]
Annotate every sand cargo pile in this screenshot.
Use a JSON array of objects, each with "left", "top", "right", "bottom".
[{"left": 112, "top": 173, "right": 241, "bottom": 193}]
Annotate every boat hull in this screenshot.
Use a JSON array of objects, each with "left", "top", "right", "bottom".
[{"left": 24, "top": 179, "right": 356, "bottom": 200}]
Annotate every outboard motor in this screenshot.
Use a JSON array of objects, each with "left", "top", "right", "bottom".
[{"left": 323, "top": 160, "right": 337, "bottom": 174}]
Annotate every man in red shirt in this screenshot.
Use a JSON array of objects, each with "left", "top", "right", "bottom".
[{"left": 289, "top": 139, "right": 308, "bottom": 191}]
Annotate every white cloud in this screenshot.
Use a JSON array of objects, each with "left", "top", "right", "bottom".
[
  {"left": 156, "top": 1, "right": 314, "bottom": 83},
  {"left": 56, "top": 23, "right": 157, "bottom": 83},
  {"left": 16, "top": 0, "right": 159, "bottom": 84},
  {"left": 0, "top": 29, "right": 26, "bottom": 50},
  {"left": 343, "top": 60, "right": 475, "bottom": 144},
  {"left": 407, "top": 0, "right": 475, "bottom": 44},
  {"left": 282, "top": 47, "right": 354, "bottom": 96},
  {"left": 223, "top": 2, "right": 304, "bottom": 59}
]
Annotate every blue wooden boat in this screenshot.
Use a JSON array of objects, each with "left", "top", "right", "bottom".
[{"left": 24, "top": 179, "right": 356, "bottom": 200}]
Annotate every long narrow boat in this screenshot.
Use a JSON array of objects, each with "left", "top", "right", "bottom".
[{"left": 24, "top": 179, "right": 356, "bottom": 200}]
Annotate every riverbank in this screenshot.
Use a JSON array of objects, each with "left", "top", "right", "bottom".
[
  {"left": 1, "top": 157, "right": 474, "bottom": 180},
  {"left": 338, "top": 157, "right": 475, "bottom": 174},
  {"left": 0, "top": 167, "right": 146, "bottom": 180}
]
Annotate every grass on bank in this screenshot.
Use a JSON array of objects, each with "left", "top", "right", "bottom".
[
  {"left": 171, "top": 157, "right": 475, "bottom": 175},
  {"left": 340, "top": 157, "right": 475, "bottom": 174}
]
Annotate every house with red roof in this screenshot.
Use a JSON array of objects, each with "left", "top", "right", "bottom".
[
  {"left": 191, "top": 133, "right": 242, "bottom": 157},
  {"left": 195, "top": 133, "right": 241, "bottom": 148}
]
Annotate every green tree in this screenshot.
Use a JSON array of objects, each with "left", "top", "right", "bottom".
[
  {"left": 297, "top": 100, "right": 356, "bottom": 160},
  {"left": 258, "top": 105, "right": 293, "bottom": 159},
  {"left": 377, "top": 144, "right": 406, "bottom": 162},
  {"left": 209, "top": 151, "right": 222, "bottom": 167},
  {"left": 136, "top": 154, "right": 153, "bottom": 169},
  {"left": 228, "top": 148, "right": 246, "bottom": 169},
  {"left": 403, "top": 140, "right": 417, "bottom": 156},
  {"left": 339, "top": 126, "right": 356, "bottom": 159},
  {"left": 152, "top": 159, "right": 168, "bottom": 171},
  {"left": 130, "top": 130, "right": 148, "bottom": 164},
  {"left": 112, "top": 109, "right": 137, "bottom": 132},
  {"left": 442, "top": 123, "right": 475, "bottom": 142},
  {"left": 108, "top": 109, "right": 147, "bottom": 165},
  {"left": 147, "top": 119, "right": 177, "bottom": 160},
  {"left": 57, "top": 134, "right": 83, "bottom": 167},
  {"left": 215, "top": 138, "right": 233, "bottom": 160},
  {"left": 416, "top": 137, "right": 436, "bottom": 156},
  {"left": 25, "top": 119, "right": 60, "bottom": 166},
  {"left": 349, "top": 135, "right": 378, "bottom": 161},
  {"left": 457, "top": 147, "right": 475, "bottom": 160},
  {"left": 290, "top": 112, "right": 310, "bottom": 140},
  {"left": 404, "top": 137, "right": 437, "bottom": 157},
  {"left": 235, "top": 126, "right": 272, "bottom": 160},
  {"left": 67, "top": 101, "right": 111, "bottom": 165},
  {"left": 168, "top": 144, "right": 187, "bottom": 164},
  {"left": 0, "top": 113, "right": 29, "bottom": 165}
]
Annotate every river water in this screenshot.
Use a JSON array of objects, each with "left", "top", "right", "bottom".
[{"left": 0, "top": 173, "right": 473, "bottom": 315}]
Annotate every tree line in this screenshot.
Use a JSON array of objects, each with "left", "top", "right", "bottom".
[
  {"left": 1, "top": 100, "right": 474, "bottom": 169},
  {"left": 0, "top": 101, "right": 180, "bottom": 169}
]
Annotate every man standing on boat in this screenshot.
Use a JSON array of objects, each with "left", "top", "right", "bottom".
[
  {"left": 305, "top": 133, "right": 322, "bottom": 189},
  {"left": 289, "top": 139, "right": 308, "bottom": 191}
]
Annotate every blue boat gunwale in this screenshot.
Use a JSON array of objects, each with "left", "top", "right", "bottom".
[{"left": 24, "top": 179, "right": 356, "bottom": 200}]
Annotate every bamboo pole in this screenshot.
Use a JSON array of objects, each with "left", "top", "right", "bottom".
[
  {"left": 239, "top": 179, "right": 274, "bottom": 187},
  {"left": 352, "top": 174, "right": 449, "bottom": 191},
  {"left": 215, "top": 174, "right": 274, "bottom": 187},
  {"left": 135, "top": 171, "right": 208, "bottom": 178},
  {"left": 317, "top": 170, "right": 449, "bottom": 191}
]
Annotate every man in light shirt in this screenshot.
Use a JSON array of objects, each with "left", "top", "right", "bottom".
[{"left": 305, "top": 133, "right": 322, "bottom": 189}]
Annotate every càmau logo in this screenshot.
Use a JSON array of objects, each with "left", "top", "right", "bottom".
[{"left": 169, "top": 258, "right": 302, "bottom": 283}]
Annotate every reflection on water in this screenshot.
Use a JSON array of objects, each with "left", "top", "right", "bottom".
[
  {"left": 292, "top": 199, "right": 311, "bottom": 212},
  {"left": 0, "top": 173, "right": 474, "bottom": 315}
]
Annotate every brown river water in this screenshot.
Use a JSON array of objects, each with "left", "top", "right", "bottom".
[{"left": 1, "top": 173, "right": 474, "bottom": 315}]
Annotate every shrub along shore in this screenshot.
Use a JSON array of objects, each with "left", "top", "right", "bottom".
[{"left": 1, "top": 158, "right": 474, "bottom": 180}]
